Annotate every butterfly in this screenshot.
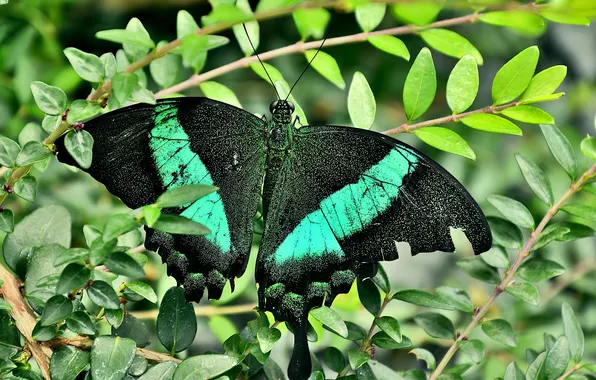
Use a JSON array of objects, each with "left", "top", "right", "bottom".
[{"left": 55, "top": 94, "right": 492, "bottom": 378}]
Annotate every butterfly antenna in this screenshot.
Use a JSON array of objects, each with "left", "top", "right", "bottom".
[
  {"left": 285, "top": 26, "right": 332, "bottom": 101},
  {"left": 243, "top": 23, "right": 281, "bottom": 100}
]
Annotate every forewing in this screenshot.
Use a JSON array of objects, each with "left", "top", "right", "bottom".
[{"left": 56, "top": 98, "right": 268, "bottom": 301}]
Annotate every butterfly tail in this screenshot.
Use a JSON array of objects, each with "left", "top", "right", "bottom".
[{"left": 288, "top": 314, "right": 312, "bottom": 380}]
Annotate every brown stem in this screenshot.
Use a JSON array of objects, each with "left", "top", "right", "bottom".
[
  {"left": 0, "top": 264, "right": 52, "bottom": 379},
  {"left": 382, "top": 102, "right": 520, "bottom": 135},
  {"left": 155, "top": 13, "right": 483, "bottom": 98},
  {"left": 131, "top": 303, "right": 257, "bottom": 319},
  {"left": 429, "top": 164, "right": 596, "bottom": 380},
  {"left": 336, "top": 294, "right": 392, "bottom": 378},
  {"left": 557, "top": 363, "right": 582, "bottom": 380}
]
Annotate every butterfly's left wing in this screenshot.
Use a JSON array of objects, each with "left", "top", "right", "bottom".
[{"left": 256, "top": 125, "right": 492, "bottom": 379}]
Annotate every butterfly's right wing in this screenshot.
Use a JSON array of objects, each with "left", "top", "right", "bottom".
[{"left": 56, "top": 98, "right": 268, "bottom": 301}]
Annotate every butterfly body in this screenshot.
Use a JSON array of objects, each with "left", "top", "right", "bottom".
[{"left": 56, "top": 97, "right": 492, "bottom": 380}]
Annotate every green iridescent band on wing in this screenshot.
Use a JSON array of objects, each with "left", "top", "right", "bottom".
[
  {"left": 272, "top": 148, "right": 418, "bottom": 264},
  {"left": 149, "top": 103, "right": 232, "bottom": 254}
]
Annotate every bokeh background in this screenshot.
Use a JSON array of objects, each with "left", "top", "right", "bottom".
[{"left": 1, "top": 0, "right": 595, "bottom": 378}]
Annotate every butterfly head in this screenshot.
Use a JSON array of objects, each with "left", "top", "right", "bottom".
[{"left": 270, "top": 100, "right": 295, "bottom": 123}]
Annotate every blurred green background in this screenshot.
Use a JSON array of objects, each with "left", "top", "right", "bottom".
[{"left": 1, "top": 0, "right": 595, "bottom": 378}]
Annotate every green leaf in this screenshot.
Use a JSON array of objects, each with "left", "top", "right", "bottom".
[
  {"left": 518, "top": 257, "right": 565, "bottom": 282},
  {"left": 581, "top": 136, "right": 596, "bottom": 159},
  {"left": 105, "top": 308, "right": 124, "bottom": 329},
  {"left": 392, "top": 289, "right": 454, "bottom": 310},
  {"left": 446, "top": 55, "right": 479, "bottom": 113},
  {"left": 345, "top": 321, "right": 367, "bottom": 342},
  {"left": 32, "top": 321, "right": 57, "bottom": 341},
  {"left": 480, "top": 11, "right": 546, "bottom": 36},
  {"left": 66, "top": 100, "right": 102, "bottom": 124},
  {"left": 40, "top": 295, "right": 73, "bottom": 326},
  {"left": 129, "top": 355, "right": 148, "bottom": 376},
  {"left": 540, "top": 336, "right": 569, "bottom": 380},
  {"left": 24, "top": 246, "right": 69, "bottom": 312},
  {"left": 173, "top": 355, "right": 240, "bottom": 380},
  {"left": 357, "top": 278, "right": 381, "bottom": 315},
  {"left": 310, "top": 306, "right": 348, "bottom": 338},
  {"left": 150, "top": 43, "right": 182, "bottom": 89},
  {"left": 505, "top": 283, "right": 540, "bottom": 306},
  {"left": 540, "top": 11, "right": 590, "bottom": 26},
  {"left": 157, "top": 287, "right": 197, "bottom": 353},
  {"left": 562, "top": 303, "right": 584, "bottom": 363},
  {"left": 87, "top": 280, "right": 120, "bottom": 309},
  {"left": 461, "top": 114, "right": 522, "bottom": 135},
  {"left": 413, "top": 312, "right": 455, "bottom": 340},
  {"left": 540, "top": 124, "right": 578, "bottom": 179},
  {"left": 103, "top": 214, "right": 138, "bottom": 241},
  {"left": 487, "top": 195, "right": 535, "bottom": 229},
  {"left": 91, "top": 336, "right": 136, "bottom": 380},
  {"left": 64, "top": 130, "right": 94, "bottom": 169},
  {"left": 521, "top": 65, "right": 567, "bottom": 102},
  {"left": 372, "top": 265, "right": 390, "bottom": 293},
  {"left": 0, "top": 209, "right": 14, "bottom": 234},
  {"left": 257, "top": 327, "right": 281, "bottom": 353},
  {"left": 125, "top": 282, "right": 157, "bottom": 303},
  {"left": 63, "top": 47, "right": 104, "bottom": 83},
  {"left": 348, "top": 71, "right": 376, "bottom": 130},
  {"left": 0, "top": 136, "right": 21, "bottom": 168},
  {"left": 521, "top": 92, "right": 565, "bottom": 105},
  {"left": 367, "top": 35, "right": 409, "bottom": 61},
  {"left": 403, "top": 48, "right": 436, "bottom": 121},
  {"left": 409, "top": 348, "right": 435, "bottom": 370},
  {"left": 113, "top": 314, "right": 151, "bottom": 348},
  {"left": 181, "top": 34, "right": 208, "bottom": 73},
  {"left": 42, "top": 115, "right": 62, "bottom": 133},
  {"left": 420, "top": 29, "right": 482, "bottom": 64},
  {"left": 371, "top": 332, "right": 413, "bottom": 350},
  {"left": 0, "top": 298, "right": 11, "bottom": 311},
  {"left": 30, "top": 81, "right": 67, "bottom": 115},
  {"left": 375, "top": 316, "right": 402, "bottom": 343},
  {"left": 0, "top": 358, "right": 16, "bottom": 377},
  {"left": 324, "top": 347, "right": 345, "bottom": 373},
  {"left": 101, "top": 53, "right": 117, "bottom": 80},
  {"left": 561, "top": 203, "right": 596, "bottom": 221},
  {"left": 111, "top": 72, "right": 138, "bottom": 105},
  {"left": 515, "top": 154, "right": 554, "bottom": 205},
  {"left": 457, "top": 256, "right": 501, "bottom": 283},
  {"left": 138, "top": 362, "right": 177, "bottom": 380},
  {"left": 13, "top": 175, "right": 37, "bottom": 202},
  {"left": 16, "top": 141, "right": 51, "bottom": 166},
  {"left": 491, "top": 46, "right": 539, "bottom": 105},
  {"left": 501, "top": 106, "right": 554, "bottom": 124},
  {"left": 583, "top": 182, "right": 596, "bottom": 195},
  {"left": 105, "top": 252, "right": 145, "bottom": 278},
  {"left": 152, "top": 214, "right": 211, "bottom": 235},
  {"left": 457, "top": 339, "right": 485, "bottom": 364},
  {"left": 199, "top": 81, "right": 242, "bottom": 109},
  {"left": 250, "top": 62, "right": 285, "bottom": 84},
  {"left": 391, "top": 1, "right": 442, "bottom": 25},
  {"left": 5, "top": 205, "right": 71, "bottom": 277},
  {"left": 434, "top": 286, "right": 473, "bottom": 313},
  {"left": 50, "top": 346, "right": 90, "bottom": 380},
  {"left": 96, "top": 22, "right": 155, "bottom": 49},
  {"left": 176, "top": 10, "right": 199, "bottom": 38},
  {"left": 89, "top": 237, "right": 117, "bottom": 266},
  {"left": 201, "top": 4, "right": 250, "bottom": 26},
  {"left": 232, "top": 0, "right": 258, "bottom": 56},
  {"left": 155, "top": 184, "right": 219, "bottom": 208},
  {"left": 305, "top": 50, "right": 345, "bottom": 89},
  {"left": 355, "top": 3, "right": 385, "bottom": 32},
  {"left": 414, "top": 127, "right": 476, "bottom": 160},
  {"left": 66, "top": 311, "right": 96, "bottom": 335},
  {"left": 348, "top": 350, "right": 370, "bottom": 370},
  {"left": 481, "top": 319, "right": 517, "bottom": 347},
  {"left": 56, "top": 263, "right": 90, "bottom": 294},
  {"left": 141, "top": 205, "right": 161, "bottom": 229},
  {"left": 481, "top": 246, "right": 510, "bottom": 269},
  {"left": 293, "top": 8, "right": 330, "bottom": 40}
]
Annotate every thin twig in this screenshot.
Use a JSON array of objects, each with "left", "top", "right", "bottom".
[
  {"left": 557, "top": 363, "right": 582, "bottom": 380},
  {"left": 131, "top": 303, "right": 257, "bottom": 319},
  {"left": 155, "top": 13, "right": 483, "bottom": 98},
  {"left": 383, "top": 102, "right": 520, "bottom": 135},
  {"left": 429, "top": 164, "right": 596, "bottom": 380}
]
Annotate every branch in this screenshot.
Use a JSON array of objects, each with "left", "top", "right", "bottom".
[
  {"left": 52, "top": 336, "right": 181, "bottom": 364},
  {"left": 130, "top": 303, "right": 257, "bottom": 320},
  {"left": 382, "top": 102, "right": 520, "bottom": 135},
  {"left": 557, "top": 363, "right": 582, "bottom": 380},
  {"left": 155, "top": 12, "right": 483, "bottom": 98},
  {"left": 429, "top": 163, "right": 596, "bottom": 380},
  {"left": 0, "top": 264, "right": 52, "bottom": 379}
]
